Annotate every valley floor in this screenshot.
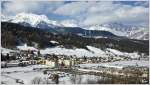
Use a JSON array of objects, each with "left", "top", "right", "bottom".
[{"left": 1, "top": 60, "right": 149, "bottom": 84}]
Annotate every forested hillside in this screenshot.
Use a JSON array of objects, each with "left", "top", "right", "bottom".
[{"left": 1, "top": 22, "right": 149, "bottom": 54}]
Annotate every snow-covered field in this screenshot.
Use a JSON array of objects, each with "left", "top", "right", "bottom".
[
  {"left": 1, "top": 65, "right": 103, "bottom": 84},
  {"left": 1, "top": 71, "right": 47, "bottom": 84},
  {"left": 79, "top": 60, "right": 149, "bottom": 69},
  {"left": 1, "top": 65, "right": 48, "bottom": 84},
  {"left": 1, "top": 65, "right": 49, "bottom": 73}
]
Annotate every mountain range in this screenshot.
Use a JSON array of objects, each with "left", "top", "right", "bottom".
[
  {"left": 1, "top": 13, "right": 149, "bottom": 40},
  {"left": 83, "top": 23, "right": 149, "bottom": 40}
]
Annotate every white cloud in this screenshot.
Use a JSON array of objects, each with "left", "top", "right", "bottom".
[
  {"left": 134, "top": 1, "right": 149, "bottom": 7},
  {"left": 83, "top": 14, "right": 117, "bottom": 25},
  {"left": 53, "top": 1, "right": 148, "bottom": 27},
  {"left": 113, "top": 5, "right": 149, "bottom": 26},
  {"left": 2, "top": 1, "right": 64, "bottom": 16},
  {"left": 54, "top": 2, "right": 93, "bottom": 16},
  {"left": 2, "top": 1, "right": 149, "bottom": 27}
]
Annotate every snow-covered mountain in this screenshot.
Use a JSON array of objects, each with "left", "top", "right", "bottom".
[
  {"left": 127, "top": 27, "right": 149, "bottom": 40},
  {"left": 60, "top": 19, "right": 78, "bottom": 27},
  {"left": 1, "top": 13, "right": 148, "bottom": 40},
  {"left": 1, "top": 13, "right": 118, "bottom": 38},
  {"left": 83, "top": 23, "right": 149, "bottom": 40},
  {"left": 1, "top": 14, "right": 12, "bottom": 22},
  {"left": 1, "top": 13, "right": 78, "bottom": 28},
  {"left": 83, "top": 24, "right": 127, "bottom": 36},
  {"left": 11, "top": 13, "right": 63, "bottom": 28}
]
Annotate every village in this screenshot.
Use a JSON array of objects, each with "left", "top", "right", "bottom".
[
  {"left": 1, "top": 44, "right": 149, "bottom": 84},
  {"left": 1, "top": 44, "right": 122, "bottom": 68}
]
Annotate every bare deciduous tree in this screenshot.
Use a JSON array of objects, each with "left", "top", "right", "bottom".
[
  {"left": 70, "top": 74, "right": 82, "bottom": 84},
  {"left": 31, "top": 77, "right": 53, "bottom": 84},
  {"left": 31, "top": 77, "right": 43, "bottom": 84}
]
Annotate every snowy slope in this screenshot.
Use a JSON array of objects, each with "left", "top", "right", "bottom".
[
  {"left": 83, "top": 23, "right": 148, "bottom": 40},
  {"left": 40, "top": 46, "right": 146, "bottom": 59},
  {"left": 2, "top": 13, "right": 79, "bottom": 28},
  {"left": 11, "top": 13, "right": 62, "bottom": 28},
  {"left": 61, "top": 20, "right": 78, "bottom": 27},
  {"left": 40, "top": 46, "right": 102, "bottom": 58},
  {"left": 86, "top": 46, "right": 105, "bottom": 54},
  {"left": 106, "top": 48, "right": 124, "bottom": 56},
  {"left": 127, "top": 27, "right": 149, "bottom": 40},
  {"left": 83, "top": 24, "right": 127, "bottom": 36},
  {"left": 17, "top": 44, "right": 38, "bottom": 51},
  {"left": 40, "top": 46, "right": 111, "bottom": 58},
  {"left": 1, "top": 14, "right": 11, "bottom": 22},
  {"left": 106, "top": 48, "right": 141, "bottom": 59}
]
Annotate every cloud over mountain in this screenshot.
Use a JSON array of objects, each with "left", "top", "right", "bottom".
[{"left": 1, "top": 1, "right": 149, "bottom": 27}]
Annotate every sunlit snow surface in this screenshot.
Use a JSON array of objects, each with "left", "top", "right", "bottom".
[
  {"left": 40, "top": 46, "right": 109, "bottom": 58},
  {"left": 79, "top": 60, "right": 149, "bottom": 69},
  {"left": 40, "top": 47, "right": 96, "bottom": 57},
  {"left": 1, "top": 65, "right": 49, "bottom": 73},
  {"left": 1, "top": 65, "right": 101, "bottom": 84},
  {"left": 12, "top": 12, "right": 62, "bottom": 27},
  {"left": 40, "top": 46, "right": 144, "bottom": 58},
  {"left": 16, "top": 44, "right": 38, "bottom": 51}
]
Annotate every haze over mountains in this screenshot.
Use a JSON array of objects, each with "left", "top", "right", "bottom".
[{"left": 1, "top": 13, "right": 149, "bottom": 40}]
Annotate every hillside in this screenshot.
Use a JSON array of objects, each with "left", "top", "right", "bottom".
[{"left": 1, "top": 22, "right": 149, "bottom": 54}]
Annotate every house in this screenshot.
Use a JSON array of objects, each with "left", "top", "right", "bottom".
[
  {"left": 42, "top": 54, "right": 77, "bottom": 68},
  {"left": 37, "top": 59, "right": 46, "bottom": 64},
  {"left": 58, "top": 57, "right": 76, "bottom": 68},
  {"left": 141, "top": 73, "right": 148, "bottom": 78},
  {"left": 19, "top": 61, "right": 30, "bottom": 66},
  {"left": 29, "top": 60, "right": 37, "bottom": 65},
  {"left": 58, "top": 59, "right": 70, "bottom": 68},
  {"left": 45, "top": 60, "right": 56, "bottom": 68},
  {"left": 6, "top": 60, "right": 20, "bottom": 67}
]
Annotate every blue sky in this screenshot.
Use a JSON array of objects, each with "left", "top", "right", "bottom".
[{"left": 1, "top": 1, "right": 149, "bottom": 27}]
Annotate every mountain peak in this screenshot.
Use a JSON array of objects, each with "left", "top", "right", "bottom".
[
  {"left": 8, "top": 12, "right": 64, "bottom": 28},
  {"left": 1, "top": 14, "right": 12, "bottom": 22},
  {"left": 13, "top": 12, "right": 50, "bottom": 26},
  {"left": 61, "top": 19, "right": 78, "bottom": 27},
  {"left": 4, "top": 12, "right": 79, "bottom": 28},
  {"left": 14, "top": 12, "right": 49, "bottom": 21}
]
